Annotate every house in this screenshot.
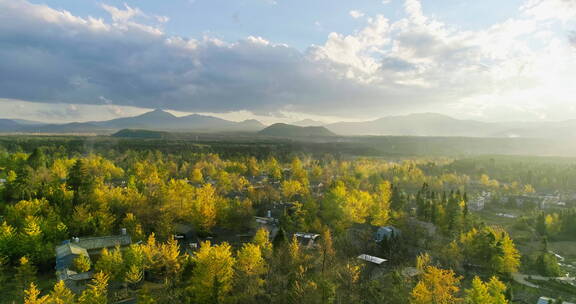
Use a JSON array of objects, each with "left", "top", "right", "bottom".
[
  {"left": 55, "top": 242, "right": 89, "bottom": 272},
  {"left": 469, "top": 191, "right": 491, "bottom": 211},
  {"left": 174, "top": 223, "right": 199, "bottom": 253},
  {"left": 357, "top": 254, "right": 387, "bottom": 265},
  {"left": 374, "top": 226, "right": 401, "bottom": 243},
  {"left": 294, "top": 233, "right": 320, "bottom": 249},
  {"left": 254, "top": 215, "right": 279, "bottom": 241},
  {"left": 72, "top": 234, "right": 132, "bottom": 254},
  {"left": 537, "top": 296, "right": 575, "bottom": 304},
  {"left": 54, "top": 232, "right": 132, "bottom": 293}
]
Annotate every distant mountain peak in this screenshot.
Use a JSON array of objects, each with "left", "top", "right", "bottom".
[
  {"left": 140, "top": 109, "right": 176, "bottom": 119},
  {"left": 293, "top": 119, "right": 325, "bottom": 127}
]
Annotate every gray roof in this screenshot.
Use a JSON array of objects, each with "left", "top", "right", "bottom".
[
  {"left": 375, "top": 226, "right": 401, "bottom": 242},
  {"left": 357, "top": 254, "right": 387, "bottom": 265},
  {"left": 75, "top": 235, "right": 132, "bottom": 251},
  {"left": 55, "top": 243, "right": 89, "bottom": 271}
]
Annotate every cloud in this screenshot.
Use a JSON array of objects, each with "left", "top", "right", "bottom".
[
  {"left": 101, "top": 3, "right": 143, "bottom": 22},
  {"left": 0, "top": 0, "right": 575, "bottom": 120},
  {"left": 349, "top": 10, "right": 365, "bottom": 19},
  {"left": 520, "top": 0, "right": 576, "bottom": 22}
]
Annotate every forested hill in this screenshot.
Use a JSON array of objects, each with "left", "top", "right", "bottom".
[
  {"left": 258, "top": 123, "right": 336, "bottom": 137},
  {"left": 112, "top": 129, "right": 171, "bottom": 139}
]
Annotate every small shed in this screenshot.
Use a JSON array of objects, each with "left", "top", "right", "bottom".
[
  {"left": 375, "top": 226, "right": 401, "bottom": 243},
  {"left": 357, "top": 254, "right": 387, "bottom": 265}
]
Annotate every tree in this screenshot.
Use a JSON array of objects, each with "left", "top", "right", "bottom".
[
  {"left": 94, "top": 246, "right": 124, "bottom": 281},
  {"left": 234, "top": 243, "right": 267, "bottom": 303},
  {"left": 411, "top": 254, "right": 462, "bottom": 304},
  {"left": 124, "top": 264, "right": 143, "bottom": 286},
  {"left": 282, "top": 180, "right": 305, "bottom": 200},
  {"left": 465, "top": 277, "right": 490, "bottom": 304},
  {"left": 24, "top": 282, "right": 50, "bottom": 304},
  {"left": 78, "top": 272, "right": 109, "bottom": 304},
  {"left": 252, "top": 228, "right": 273, "bottom": 260},
  {"left": 158, "top": 237, "right": 182, "bottom": 284},
  {"left": 27, "top": 148, "right": 47, "bottom": 170},
  {"left": 191, "top": 184, "right": 219, "bottom": 232},
  {"left": 73, "top": 254, "right": 91, "bottom": 273},
  {"left": 371, "top": 181, "right": 391, "bottom": 226},
  {"left": 49, "top": 280, "right": 76, "bottom": 304},
  {"left": 16, "top": 256, "right": 37, "bottom": 300},
  {"left": 190, "top": 168, "right": 204, "bottom": 184},
  {"left": 459, "top": 227, "right": 520, "bottom": 275},
  {"left": 0, "top": 255, "right": 8, "bottom": 286},
  {"left": 537, "top": 252, "right": 563, "bottom": 277},
  {"left": 189, "top": 241, "right": 235, "bottom": 304},
  {"left": 137, "top": 286, "right": 157, "bottom": 304},
  {"left": 464, "top": 276, "right": 508, "bottom": 304}
]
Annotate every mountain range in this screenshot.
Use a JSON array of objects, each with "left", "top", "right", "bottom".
[
  {"left": 0, "top": 109, "right": 265, "bottom": 134},
  {"left": 325, "top": 113, "right": 576, "bottom": 138},
  {"left": 1, "top": 111, "right": 576, "bottom": 138}
]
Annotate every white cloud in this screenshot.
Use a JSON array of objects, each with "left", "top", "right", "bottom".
[
  {"left": 521, "top": 0, "right": 576, "bottom": 22},
  {"left": 349, "top": 10, "right": 365, "bottom": 19},
  {"left": 101, "top": 3, "right": 143, "bottom": 22},
  {"left": 155, "top": 15, "right": 170, "bottom": 23},
  {"left": 0, "top": 0, "right": 576, "bottom": 121}
]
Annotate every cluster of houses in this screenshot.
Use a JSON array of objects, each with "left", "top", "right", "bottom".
[{"left": 467, "top": 190, "right": 574, "bottom": 212}]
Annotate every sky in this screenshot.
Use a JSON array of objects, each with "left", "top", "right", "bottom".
[{"left": 0, "top": 0, "right": 575, "bottom": 124}]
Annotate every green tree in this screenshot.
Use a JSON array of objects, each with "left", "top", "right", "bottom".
[
  {"left": 189, "top": 241, "right": 235, "bottom": 304},
  {"left": 73, "top": 254, "right": 91, "bottom": 273},
  {"left": 78, "top": 272, "right": 109, "bottom": 304},
  {"left": 49, "top": 280, "right": 76, "bottom": 304},
  {"left": 16, "top": 256, "right": 38, "bottom": 301},
  {"left": 464, "top": 276, "right": 508, "bottom": 304},
  {"left": 411, "top": 254, "right": 462, "bottom": 304},
  {"left": 252, "top": 228, "right": 273, "bottom": 260},
  {"left": 94, "top": 246, "right": 124, "bottom": 281},
  {"left": 24, "top": 282, "right": 50, "bottom": 304},
  {"left": 233, "top": 243, "right": 267, "bottom": 303}
]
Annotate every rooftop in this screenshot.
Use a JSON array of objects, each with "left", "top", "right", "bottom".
[
  {"left": 357, "top": 254, "right": 387, "bottom": 265},
  {"left": 74, "top": 235, "right": 132, "bottom": 251}
]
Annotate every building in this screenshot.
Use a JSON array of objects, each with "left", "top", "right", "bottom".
[
  {"left": 54, "top": 233, "right": 132, "bottom": 293},
  {"left": 357, "top": 254, "right": 387, "bottom": 265},
  {"left": 469, "top": 191, "right": 491, "bottom": 211},
  {"left": 174, "top": 223, "right": 199, "bottom": 253},
  {"left": 294, "top": 232, "right": 320, "bottom": 249},
  {"left": 374, "top": 226, "right": 401, "bottom": 243},
  {"left": 254, "top": 215, "right": 279, "bottom": 241},
  {"left": 537, "top": 296, "right": 575, "bottom": 304}
]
